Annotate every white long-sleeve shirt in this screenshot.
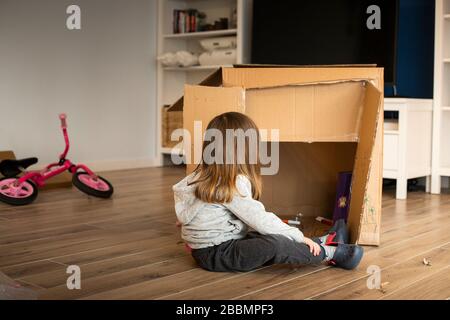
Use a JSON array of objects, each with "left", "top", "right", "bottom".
[{"left": 173, "top": 173, "right": 304, "bottom": 249}]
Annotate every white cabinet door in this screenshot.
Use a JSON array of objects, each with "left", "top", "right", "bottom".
[{"left": 383, "top": 133, "right": 399, "bottom": 176}]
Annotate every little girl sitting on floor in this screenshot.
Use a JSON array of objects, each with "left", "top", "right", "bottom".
[{"left": 173, "top": 112, "right": 363, "bottom": 272}]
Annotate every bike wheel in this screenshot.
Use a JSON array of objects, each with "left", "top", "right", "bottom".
[
  {"left": 72, "top": 172, "right": 113, "bottom": 198},
  {"left": 0, "top": 178, "right": 38, "bottom": 206}
]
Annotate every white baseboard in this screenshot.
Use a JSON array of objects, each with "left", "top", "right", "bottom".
[
  {"left": 83, "top": 158, "right": 161, "bottom": 172},
  {"left": 30, "top": 157, "right": 161, "bottom": 173}
]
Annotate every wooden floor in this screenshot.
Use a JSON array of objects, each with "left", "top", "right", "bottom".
[{"left": 0, "top": 167, "right": 449, "bottom": 300}]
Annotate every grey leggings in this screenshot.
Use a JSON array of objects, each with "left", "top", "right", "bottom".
[{"left": 191, "top": 232, "right": 326, "bottom": 272}]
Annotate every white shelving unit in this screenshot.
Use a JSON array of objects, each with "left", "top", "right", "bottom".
[
  {"left": 383, "top": 99, "right": 433, "bottom": 200},
  {"left": 431, "top": 0, "right": 450, "bottom": 193},
  {"left": 156, "top": 0, "right": 253, "bottom": 163},
  {"left": 161, "top": 146, "right": 185, "bottom": 156},
  {"left": 163, "top": 28, "right": 238, "bottom": 39}
]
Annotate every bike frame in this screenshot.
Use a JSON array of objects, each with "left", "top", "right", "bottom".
[{"left": 16, "top": 114, "right": 96, "bottom": 187}]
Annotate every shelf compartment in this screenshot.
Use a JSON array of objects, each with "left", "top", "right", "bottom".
[
  {"left": 440, "top": 167, "right": 450, "bottom": 177},
  {"left": 445, "top": 0, "right": 450, "bottom": 15},
  {"left": 444, "top": 63, "right": 450, "bottom": 106},
  {"left": 440, "top": 111, "right": 450, "bottom": 169},
  {"left": 384, "top": 119, "right": 399, "bottom": 131},
  {"left": 445, "top": 18, "right": 450, "bottom": 59},
  {"left": 384, "top": 110, "right": 399, "bottom": 131},
  {"left": 161, "top": 147, "right": 185, "bottom": 155},
  {"left": 164, "top": 29, "right": 237, "bottom": 39}
]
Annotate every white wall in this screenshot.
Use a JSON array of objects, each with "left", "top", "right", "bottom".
[{"left": 0, "top": 0, "right": 158, "bottom": 170}]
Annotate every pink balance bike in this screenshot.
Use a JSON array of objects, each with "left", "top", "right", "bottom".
[{"left": 0, "top": 114, "right": 113, "bottom": 206}]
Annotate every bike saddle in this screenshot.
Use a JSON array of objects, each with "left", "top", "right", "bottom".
[{"left": 0, "top": 158, "right": 38, "bottom": 178}]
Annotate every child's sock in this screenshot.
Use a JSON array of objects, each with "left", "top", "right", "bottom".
[
  {"left": 322, "top": 245, "right": 336, "bottom": 262},
  {"left": 317, "top": 234, "right": 337, "bottom": 261}
]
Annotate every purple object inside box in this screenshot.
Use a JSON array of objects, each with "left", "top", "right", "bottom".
[{"left": 332, "top": 172, "right": 352, "bottom": 223}]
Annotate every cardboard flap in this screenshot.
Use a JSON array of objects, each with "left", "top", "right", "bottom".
[
  {"left": 184, "top": 85, "right": 245, "bottom": 171},
  {"left": 246, "top": 81, "right": 365, "bottom": 142},
  {"left": 169, "top": 68, "right": 224, "bottom": 112},
  {"left": 235, "top": 64, "right": 377, "bottom": 69},
  {"left": 347, "top": 82, "right": 382, "bottom": 243},
  {"left": 222, "top": 67, "right": 384, "bottom": 90}
]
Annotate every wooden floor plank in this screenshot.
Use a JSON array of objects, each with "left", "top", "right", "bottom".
[
  {"left": 0, "top": 224, "right": 100, "bottom": 246},
  {"left": 232, "top": 267, "right": 367, "bottom": 300},
  {"left": 20, "top": 244, "right": 188, "bottom": 289},
  {"left": 1, "top": 259, "right": 67, "bottom": 279},
  {"left": 381, "top": 266, "right": 450, "bottom": 300},
  {"left": 39, "top": 256, "right": 197, "bottom": 300},
  {"left": 161, "top": 265, "right": 331, "bottom": 300},
  {"left": 84, "top": 268, "right": 239, "bottom": 300},
  {"left": 52, "top": 237, "right": 181, "bottom": 266},
  {"left": 0, "top": 229, "right": 173, "bottom": 268},
  {"left": 313, "top": 247, "right": 450, "bottom": 300}
]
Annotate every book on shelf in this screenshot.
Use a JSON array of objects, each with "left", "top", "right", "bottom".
[{"left": 173, "top": 9, "right": 200, "bottom": 34}]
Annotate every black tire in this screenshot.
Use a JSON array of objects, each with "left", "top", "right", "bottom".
[
  {"left": 0, "top": 178, "right": 38, "bottom": 206},
  {"left": 72, "top": 172, "right": 114, "bottom": 198}
]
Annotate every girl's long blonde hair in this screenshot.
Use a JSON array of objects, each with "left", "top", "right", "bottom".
[{"left": 190, "top": 112, "right": 262, "bottom": 203}]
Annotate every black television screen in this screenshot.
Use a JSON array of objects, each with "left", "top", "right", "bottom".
[{"left": 252, "top": 0, "right": 398, "bottom": 84}]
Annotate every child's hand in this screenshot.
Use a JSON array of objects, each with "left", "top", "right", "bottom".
[{"left": 303, "top": 237, "right": 322, "bottom": 256}]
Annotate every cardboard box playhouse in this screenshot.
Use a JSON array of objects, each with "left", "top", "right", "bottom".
[{"left": 173, "top": 66, "right": 384, "bottom": 246}]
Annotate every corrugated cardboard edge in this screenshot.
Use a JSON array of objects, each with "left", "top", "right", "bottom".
[
  {"left": 244, "top": 78, "right": 371, "bottom": 92},
  {"left": 357, "top": 69, "right": 384, "bottom": 246},
  {"left": 348, "top": 82, "right": 383, "bottom": 246},
  {"left": 234, "top": 64, "right": 378, "bottom": 69},
  {"left": 222, "top": 67, "right": 383, "bottom": 90}
]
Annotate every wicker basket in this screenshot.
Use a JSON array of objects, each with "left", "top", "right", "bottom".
[{"left": 162, "top": 105, "right": 183, "bottom": 148}]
